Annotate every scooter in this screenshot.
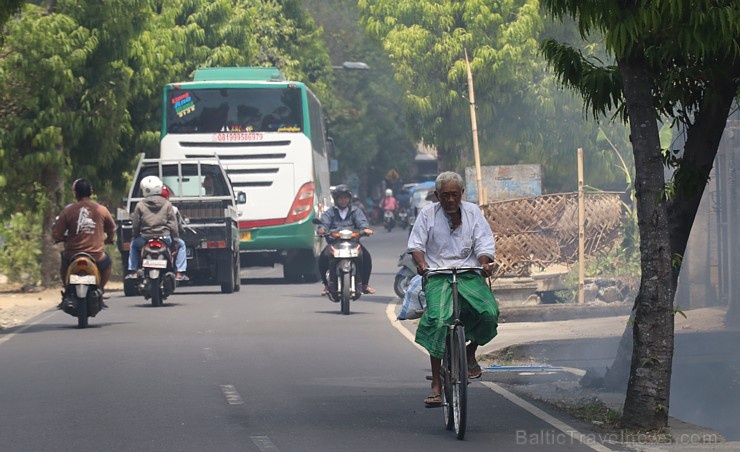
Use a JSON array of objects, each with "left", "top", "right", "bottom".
[
  {"left": 383, "top": 209, "right": 396, "bottom": 232},
  {"left": 394, "top": 251, "right": 417, "bottom": 298},
  {"left": 314, "top": 219, "right": 368, "bottom": 315},
  {"left": 136, "top": 237, "right": 177, "bottom": 307},
  {"left": 60, "top": 252, "right": 104, "bottom": 328}
]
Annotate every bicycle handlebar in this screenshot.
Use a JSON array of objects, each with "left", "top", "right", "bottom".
[{"left": 424, "top": 266, "right": 485, "bottom": 275}]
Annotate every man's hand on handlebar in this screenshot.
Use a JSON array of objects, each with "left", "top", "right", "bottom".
[
  {"left": 362, "top": 228, "right": 373, "bottom": 236},
  {"left": 481, "top": 261, "right": 495, "bottom": 277},
  {"left": 416, "top": 263, "right": 429, "bottom": 276}
]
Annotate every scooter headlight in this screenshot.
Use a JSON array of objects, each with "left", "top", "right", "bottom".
[{"left": 338, "top": 229, "right": 353, "bottom": 240}]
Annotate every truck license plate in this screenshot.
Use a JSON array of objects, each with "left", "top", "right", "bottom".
[{"left": 241, "top": 231, "right": 252, "bottom": 241}]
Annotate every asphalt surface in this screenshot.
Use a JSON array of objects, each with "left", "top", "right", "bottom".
[
  {"left": 2, "top": 226, "right": 738, "bottom": 450},
  {"left": 0, "top": 228, "right": 604, "bottom": 452}
]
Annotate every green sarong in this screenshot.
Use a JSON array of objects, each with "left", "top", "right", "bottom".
[{"left": 414, "top": 272, "right": 499, "bottom": 359}]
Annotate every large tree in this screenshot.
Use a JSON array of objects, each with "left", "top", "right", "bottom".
[
  {"left": 358, "top": 0, "right": 632, "bottom": 192},
  {"left": 304, "top": 0, "right": 416, "bottom": 196},
  {"left": 0, "top": 0, "right": 151, "bottom": 286},
  {"left": 540, "top": 0, "right": 740, "bottom": 429},
  {"left": 0, "top": 0, "right": 335, "bottom": 286}
]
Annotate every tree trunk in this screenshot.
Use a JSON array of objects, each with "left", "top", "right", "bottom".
[
  {"left": 39, "top": 158, "right": 66, "bottom": 289},
  {"left": 603, "top": 308, "right": 634, "bottom": 392},
  {"left": 619, "top": 57, "right": 675, "bottom": 430},
  {"left": 606, "top": 58, "right": 740, "bottom": 394},
  {"left": 664, "top": 60, "right": 740, "bottom": 324}
]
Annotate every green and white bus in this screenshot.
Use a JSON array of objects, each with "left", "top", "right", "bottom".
[{"left": 160, "top": 67, "right": 332, "bottom": 282}]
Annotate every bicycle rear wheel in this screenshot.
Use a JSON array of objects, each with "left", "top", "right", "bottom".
[{"left": 451, "top": 325, "right": 468, "bottom": 439}]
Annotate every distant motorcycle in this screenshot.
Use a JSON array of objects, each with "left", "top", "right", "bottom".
[
  {"left": 60, "top": 252, "right": 104, "bottom": 328},
  {"left": 397, "top": 208, "right": 410, "bottom": 230},
  {"left": 135, "top": 237, "right": 177, "bottom": 307},
  {"left": 383, "top": 209, "right": 396, "bottom": 232},
  {"left": 394, "top": 251, "right": 416, "bottom": 298}
]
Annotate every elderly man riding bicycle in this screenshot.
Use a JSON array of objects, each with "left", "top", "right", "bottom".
[{"left": 406, "top": 171, "right": 499, "bottom": 408}]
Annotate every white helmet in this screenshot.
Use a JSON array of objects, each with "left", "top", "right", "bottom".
[
  {"left": 140, "top": 175, "right": 163, "bottom": 197},
  {"left": 385, "top": 188, "right": 393, "bottom": 197}
]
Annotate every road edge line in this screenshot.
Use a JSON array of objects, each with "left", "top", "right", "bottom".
[
  {"left": 480, "top": 380, "right": 612, "bottom": 451},
  {"left": 0, "top": 310, "right": 59, "bottom": 346},
  {"left": 386, "top": 299, "right": 611, "bottom": 451}
]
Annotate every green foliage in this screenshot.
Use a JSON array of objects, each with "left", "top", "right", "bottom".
[
  {"left": 554, "top": 243, "right": 641, "bottom": 304},
  {"left": 0, "top": 212, "right": 42, "bottom": 284},
  {"left": 304, "top": 0, "right": 416, "bottom": 192},
  {"left": 1, "top": 0, "right": 337, "bottom": 214},
  {"left": 0, "top": 0, "right": 336, "bottom": 285},
  {"left": 358, "top": 0, "right": 632, "bottom": 192},
  {"left": 0, "top": 0, "right": 23, "bottom": 44}
]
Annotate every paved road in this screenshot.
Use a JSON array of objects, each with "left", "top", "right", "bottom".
[{"left": 0, "top": 228, "right": 614, "bottom": 451}]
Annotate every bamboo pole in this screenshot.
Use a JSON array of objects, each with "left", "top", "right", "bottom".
[
  {"left": 578, "top": 148, "right": 585, "bottom": 304},
  {"left": 465, "top": 49, "right": 485, "bottom": 205}
]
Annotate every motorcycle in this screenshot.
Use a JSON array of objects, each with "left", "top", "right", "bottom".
[
  {"left": 394, "top": 251, "right": 417, "bottom": 298},
  {"left": 60, "top": 252, "right": 104, "bottom": 328},
  {"left": 397, "top": 208, "right": 409, "bottom": 230},
  {"left": 314, "top": 219, "right": 368, "bottom": 315},
  {"left": 367, "top": 202, "right": 382, "bottom": 225},
  {"left": 383, "top": 209, "right": 396, "bottom": 232},
  {"left": 135, "top": 237, "right": 177, "bottom": 307}
]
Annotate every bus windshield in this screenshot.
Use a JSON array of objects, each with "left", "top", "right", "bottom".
[{"left": 166, "top": 87, "right": 303, "bottom": 134}]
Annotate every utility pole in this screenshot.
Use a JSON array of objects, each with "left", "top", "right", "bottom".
[
  {"left": 578, "top": 148, "right": 585, "bottom": 304},
  {"left": 464, "top": 49, "right": 485, "bottom": 205}
]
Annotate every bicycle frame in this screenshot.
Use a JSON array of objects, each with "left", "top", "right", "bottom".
[{"left": 424, "top": 266, "right": 485, "bottom": 440}]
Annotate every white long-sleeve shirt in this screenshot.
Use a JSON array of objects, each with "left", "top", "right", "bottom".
[{"left": 407, "top": 201, "right": 495, "bottom": 268}]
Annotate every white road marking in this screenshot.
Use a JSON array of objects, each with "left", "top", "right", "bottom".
[
  {"left": 220, "top": 384, "right": 244, "bottom": 405},
  {"left": 250, "top": 436, "right": 281, "bottom": 451},
  {"left": 0, "top": 310, "right": 58, "bottom": 347},
  {"left": 386, "top": 299, "right": 612, "bottom": 452},
  {"left": 385, "top": 299, "right": 427, "bottom": 354},
  {"left": 482, "top": 381, "right": 613, "bottom": 452}
]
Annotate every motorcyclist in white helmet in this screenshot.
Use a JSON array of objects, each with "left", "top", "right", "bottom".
[
  {"left": 379, "top": 187, "right": 399, "bottom": 216},
  {"left": 126, "top": 175, "right": 180, "bottom": 279}
]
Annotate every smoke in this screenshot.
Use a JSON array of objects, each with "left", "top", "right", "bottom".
[{"left": 669, "top": 330, "right": 740, "bottom": 440}]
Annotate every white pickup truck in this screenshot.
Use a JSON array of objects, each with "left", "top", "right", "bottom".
[{"left": 117, "top": 155, "right": 246, "bottom": 295}]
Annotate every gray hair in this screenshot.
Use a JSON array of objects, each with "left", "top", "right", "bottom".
[{"left": 435, "top": 171, "right": 464, "bottom": 192}]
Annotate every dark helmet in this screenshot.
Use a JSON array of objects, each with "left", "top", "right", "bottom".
[
  {"left": 332, "top": 184, "right": 352, "bottom": 202},
  {"left": 72, "top": 178, "right": 93, "bottom": 198}
]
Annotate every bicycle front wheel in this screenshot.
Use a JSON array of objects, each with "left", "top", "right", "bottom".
[
  {"left": 451, "top": 325, "right": 468, "bottom": 439},
  {"left": 441, "top": 334, "right": 454, "bottom": 431}
]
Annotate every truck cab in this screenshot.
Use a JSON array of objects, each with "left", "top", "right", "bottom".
[{"left": 117, "top": 155, "right": 246, "bottom": 295}]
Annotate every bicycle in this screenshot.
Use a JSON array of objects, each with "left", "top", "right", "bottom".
[{"left": 424, "top": 265, "right": 487, "bottom": 440}]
